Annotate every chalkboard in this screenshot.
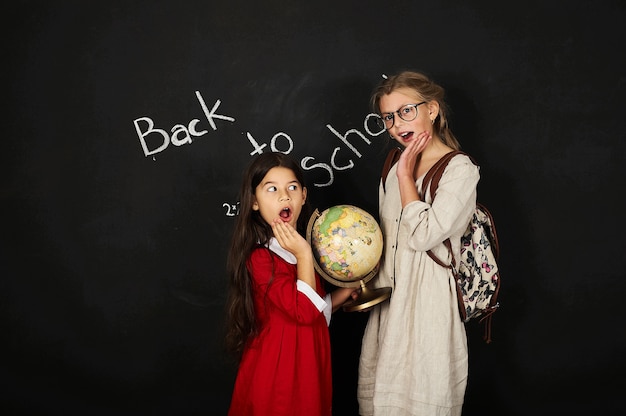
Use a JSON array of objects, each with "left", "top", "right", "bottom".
[{"left": 4, "top": 1, "right": 626, "bottom": 415}]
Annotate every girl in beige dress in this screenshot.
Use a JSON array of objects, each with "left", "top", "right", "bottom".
[{"left": 358, "top": 71, "right": 480, "bottom": 416}]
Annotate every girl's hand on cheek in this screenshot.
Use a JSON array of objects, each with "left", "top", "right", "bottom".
[
  {"left": 397, "top": 131, "right": 431, "bottom": 179},
  {"left": 271, "top": 219, "right": 310, "bottom": 258}
]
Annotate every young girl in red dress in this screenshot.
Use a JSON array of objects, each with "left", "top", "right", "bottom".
[{"left": 225, "top": 152, "right": 356, "bottom": 416}]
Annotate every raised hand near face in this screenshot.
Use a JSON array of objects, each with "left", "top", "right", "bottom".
[
  {"left": 396, "top": 130, "right": 432, "bottom": 181},
  {"left": 271, "top": 219, "right": 311, "bottom": 261}
]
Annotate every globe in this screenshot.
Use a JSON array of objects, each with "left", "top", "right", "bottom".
[
  {"left": 307, "top": 204, "right": 391, "bottom": 312},
  {"left": 307, "top": 204, "right": 383, "bottom": 287}
]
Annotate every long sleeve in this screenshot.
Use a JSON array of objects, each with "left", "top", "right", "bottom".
[{"left": 248, "top": 247, "right": 327, "bottom": 326}]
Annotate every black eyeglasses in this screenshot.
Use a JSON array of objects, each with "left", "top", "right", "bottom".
[{"left": 377, "top": 101, "right": 427, "bottom": 130}]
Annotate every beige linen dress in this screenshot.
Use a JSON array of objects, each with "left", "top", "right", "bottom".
[{"left": 358, "top": 153, "right": 480, "bottom": 416}]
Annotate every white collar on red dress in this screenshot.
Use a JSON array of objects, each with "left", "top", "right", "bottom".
[{"left": 267, "top": 237, "right": 297, "bottom": 264}]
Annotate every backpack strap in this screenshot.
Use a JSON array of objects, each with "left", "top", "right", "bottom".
[
  {"left": 420, "top": 150, "right": 464, "bottom": 200},
  {"left": 381, "top": 147, "right": 402, "bottom": 192},
  {"left": 423, "top": 150, "right": 474, "bottom": 268},
  {"left": 423, "top": 151, "right": 497, "bottom": 342}
]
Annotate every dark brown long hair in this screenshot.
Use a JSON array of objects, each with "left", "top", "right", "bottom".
[
  {"left": 372, "top": 71, "right": 461, "bottom": 150},
  {"left": 224, "top": 152, "right": 310, "bottom": 358}
]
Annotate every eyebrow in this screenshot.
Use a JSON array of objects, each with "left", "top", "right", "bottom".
[
  {"left": 380, "top": 103, "right": 412, "bottom": 114},
  {"left": 261, "top": 180, "right": 299, "bottom": 187}
]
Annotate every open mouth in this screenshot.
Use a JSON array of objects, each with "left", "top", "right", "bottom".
[
  {"left": 399, "top": 131, "right": 413, "bottom": 141},
  {"left": 279, "top": 207, "right": 292, "bottom": 221}
]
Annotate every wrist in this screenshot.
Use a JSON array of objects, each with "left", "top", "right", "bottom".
[{"left": 295, "top": 251, "right": 313, "bottom": 264}]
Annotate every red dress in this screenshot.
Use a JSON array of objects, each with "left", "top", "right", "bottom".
[{"left": 228, "top": 245, "right": 332, "bottom": 416}]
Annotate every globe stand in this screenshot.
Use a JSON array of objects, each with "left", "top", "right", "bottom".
[
  {"left": 306, "top": 208, "right": 392, "bottom": 313},
  {"left": 341, "top": 269, "right": 392, "bottom": 312}
]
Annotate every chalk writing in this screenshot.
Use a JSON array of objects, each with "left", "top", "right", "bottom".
[
  {"left": 223, "top": 202, "right": 240, "bottom": 217},
  {"left": 133, "top": 91, "right": 235, "bottom": 157},
  {"left": 245, "top": 131, "right": 294, "bottom": 155},
  {"left": 221, "top": 111, "right": 388, "bottom": 213},
  {"left": 132, "top": 89, "right": 388, "bottom": 215}
]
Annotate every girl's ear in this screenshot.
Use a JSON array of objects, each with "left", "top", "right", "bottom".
[
  {"left": 302, "top": 187, "right": 307, "bottom": 205},
  {"left": 252, "top": 197, "right": 259, "bottom": 211},
  {"left": 427, "top": 101, "right": 440, "bottom": 122}
]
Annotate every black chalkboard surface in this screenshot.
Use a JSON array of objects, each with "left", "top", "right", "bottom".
[{"left": 4, "top": 1, "right": 626, "bottom": 415}]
